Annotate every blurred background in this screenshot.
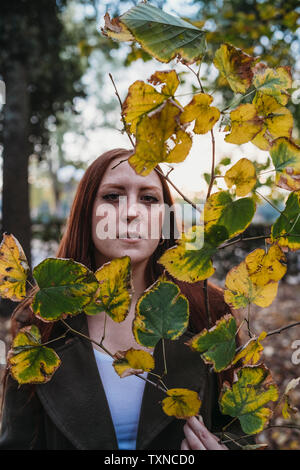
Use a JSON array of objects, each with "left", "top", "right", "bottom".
[{"left": 0, "top": 0, "right": 299, "bottom": 449}]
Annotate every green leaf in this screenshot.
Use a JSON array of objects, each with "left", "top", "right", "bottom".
[
  {"left": 32, "top": 258, "right": 99, "bottom": 321},
  {"left": 270, "top": 190, "right": 300, "bottom": 251},
  {"left": 101, "top": 3, "right": 206, "bottom": 64},
  {"left": 8, "top": 325, "right": 61, "bottom": 384},
  {"left": 186, "top": 314, "right": 237, "bottom": 372},
  {"left": 133, "top": 277, "right": 189, "bottom": 348},
  {"left": 204, "top": 191, "right": 256, "bottom": 239},
  {"left": 219, "top": 365, "right": 279, "bottom": 435},
  {"left": 270, "top": 137, "right": 300, "bottom": 191}
]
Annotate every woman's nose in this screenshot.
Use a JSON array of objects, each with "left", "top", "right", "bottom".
[{"left": 120, "top": 195, "right": 141, "bottom": 222}]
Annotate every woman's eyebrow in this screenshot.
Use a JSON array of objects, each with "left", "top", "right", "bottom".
[{"left": 100, "top": 183, "right": 162, "bottom": 191}]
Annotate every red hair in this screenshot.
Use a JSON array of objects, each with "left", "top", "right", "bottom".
[{"left": 8, "top": 148, "right": 236, "bottom": 386}]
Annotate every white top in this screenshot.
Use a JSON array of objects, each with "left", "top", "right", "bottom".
[{"left": 93, "top": 348, "right": 150, "bottom": 450}]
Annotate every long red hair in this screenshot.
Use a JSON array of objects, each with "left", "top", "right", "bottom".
[{"left": 8, "top": 148, "right": 235, "bottom": 385}]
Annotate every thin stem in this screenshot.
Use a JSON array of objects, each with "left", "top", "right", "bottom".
[
  {"left": 222, "top": 416, "right": 238, "bottom": 432},
  {"left": 108, "top": 73, "right": 135, "bottom": 148},
  {"left": 60, "top": 319, "right": 167, "bottom": 394},
  {"left": 265, "top": 321, "right": 300, "bottom": 338},
  {"left": 162, "top": 338, "right": 168, "bottom": 377},
  {"left": 26, "top": 279, "right": 36, "bottom": 290},
  {"left": 255, "top": 190, "right": 283, "bottom": 215},
  {"left": 203, "top": 279, "right": 212, "bottom": 328},
  {"left": 42, "top": 332, "right": 68, "bottom": 346},
  {"left": 246, "top": 303, "right": 253, "bottom": 338}
]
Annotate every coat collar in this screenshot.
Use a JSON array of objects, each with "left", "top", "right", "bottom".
[{"left": 36, "top": 313, "right": 208, "bottom": 450}]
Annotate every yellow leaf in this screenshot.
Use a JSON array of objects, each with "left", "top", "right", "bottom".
[
  {"left": 148, "top": 69, "right": 180, "bottom": 97},
  {"left": 224, "top": 261, "right": 278, "bottom": 308},
  {"left": 245, "top": 245, "right": 287, "bottom": 286},
  {"left": 128, "top": 100, "right": 192, "bottom": 176},
  {"left": 251, "top": 94, "right": 293, "bottom": 151},
  {"left": 0, "top": 233, "right": 30, "bottom": 301},
  {"left": 102, "top": 12, "right": 135, "bottom": 41},
  {"left": 252, "top": 63, "right": 292, "bottom": 105},
  {"left": 224, "top": 158, "right": 257, "bottom": 196},
  {"left": 92, "top": 256, "right": 132, "bottom": 322},
  {"left": 112, "top": 348, "right": 154, "bottom": 378},
  {"left": 224, "top": 103, "right": 262, "bottom": 145},
  {"left": 180, "top": 93, "right": 220, "bottom": 134},
  {"left": 213, "top": 43, "right": 255, "bottom": 94},
  {"left": 161, "top": 388, "right": 202, "bottom": 419},
  {"left": 232, "top": 331, "right": 267, "bottom": 365}
]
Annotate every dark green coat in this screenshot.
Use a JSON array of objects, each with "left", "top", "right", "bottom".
[{"left": 0, "top": 314, "right": 254, "bottom": 450}]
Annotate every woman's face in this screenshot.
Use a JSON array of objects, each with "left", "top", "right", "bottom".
[{"left": 91, "top": 156, "right": 165, "bottom": 268}]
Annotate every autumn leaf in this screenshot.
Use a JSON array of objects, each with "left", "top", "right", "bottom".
[
  {"left": 219, "top": 365, "right": 279, "bottom": 434},
  {"left": 133, "top": 277, "right": 189, "bottom": 348},
  {"left": 224, "top": 158, "right": 257, "bottom": 196},
  {"left": 224, "top": 103, "right": 262, "bottom": 145},
  {"left": 32, "top": 258, "right": 99, "bottom": 321},
  {"left": 84, "top": 256, "right": 132, "bottom": 322},
  {"left": 224, "top": 261, "right": 278, "bottom": 308},
  {"left": 245, "top": 245, "right": 287, "bottom": 286},
  {"left": 251, "top": 94, "right": 293, "bottom": 151},
  {"left": 158, "top": 225, "right": 216, "bottom": 283},
  {"left": 232, "top": 331, "right": 267, "bottom": 366},
  {"left": 128, "top": 100, "right": 192, "bottom": 176},
  {"left": 112, "top": 348, "right": 155, "bottom": 378},
  {"left": 0, "top": 233, "right": 30, "bottom": 301},
  {"left": 252, "top": 63, "right": 292, "bottom": 105},
  {"left": 281, "top": 377, "right": 300, "bottom": 419},
  {"left": 270, "top": 190, "right": 300, "bottom": 251},
  {"left": 161, "top": 388, "right": 202, "bottom": 419},
  {"left": 7, "top": 325, "right": 61, "bottom": 384},
  {"left": 270, "top": 137, "right": 300, "bottom": 191},
  {"left": 101, "top": 3, "right": 206, "bottom": 65},
  {"left": 122, "top": 70, "right": 181, "bottom": 134},
  {"left": 213, "top": 43, "right": 256, "bottom": 94},
  {"left": 180, "top": 93, "right": 220, "bottom": 134},
  {"left": 203, "top": 190, "right": 256, "bottom": 239},
  {"left": 186, "top": 314, "right": 237, "bottom": 372}
]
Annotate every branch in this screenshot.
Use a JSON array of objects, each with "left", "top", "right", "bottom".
[{"left": 108, "top": 72, "right": 135, "bottom": 148}]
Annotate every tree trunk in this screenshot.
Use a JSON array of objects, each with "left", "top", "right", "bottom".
[{"left": 0, "top": 60, "right": 32, "bottom": 317}]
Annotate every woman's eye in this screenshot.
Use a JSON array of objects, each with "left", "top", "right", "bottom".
[
  {"left": 102, "top": 193, "right": 120, "bottom": 201},
  {"left": 142, "top": 195, "right": 159, "bottom": 203}
]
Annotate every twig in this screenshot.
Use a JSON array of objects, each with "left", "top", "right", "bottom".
[
  {"left": 60, "top": 318, "right": 167, "bottom": 393},
  {"left": 108, "top": 72, "right": 135, "bottom": 148}
]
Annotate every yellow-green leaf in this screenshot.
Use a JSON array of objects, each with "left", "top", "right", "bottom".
[
  {"left": 252, "top": 63, "right": 292, "bottom": 105},
  {"left": 158, "top": 225, "right": 216, "bottom": 283},
  {"left": 224, "top": 158, "right": 257, "bottom": 196},
  {"left": 203, "top": 190, "right": 256, "bottom": 239},
  {"left": 232, "top": 331, "right": 267, "bottom": 365},
  {"left": 245, "top": 245, "right": 287, "bottom": 286},
  {"left": 112, "top": 347, "right": 155, "bottom": 378},
  {"left": 270, "top": 138, "right": 300, "bottom": 191},
  {"left": 281, "top": 377, "right": 300, "bottom": 419},
  {"left": 128, "top": 100, "right": 192, "bottom": 176},
  {"left": 7, "top": 325, "right": 61, "bottom": 384},
  {"left": 219, "top": 365, "right": 279, "bottom": 434},
  {"left": 180, "top": 93, "right": 220, "bottom": 134},
  {"left": 133, "top": 277, "right": 189, "bottom": 348},
  {"left": 32, "top": 258, "right": 99, "bottom": 322},
  {"left": 85, "top": 256, "right": 132, "bottom": 322},
  {"left": 162, "top": 388, "right": 202, "bottom": 419},
  {"left": 213, "top": 43, "right": 255, "bottom": 94},
  {"left": 251, "top": 94, "right": 293, "bottom": 151},
  {"left": 0, "top": 233, "right": 30, "bottom": 301},
  {"left": 270, "top": 190, "right": 300, "bottom": 251},
  {"left": 186, "top": 314, "right": 237, "bottom": 372},
  {"left": 224, "top": 261, "right": 278, "bottom": 308}
]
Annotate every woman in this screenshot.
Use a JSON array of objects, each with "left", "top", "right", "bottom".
[{"left": 0, "top": 148, "right": 253, "bottom": 450}]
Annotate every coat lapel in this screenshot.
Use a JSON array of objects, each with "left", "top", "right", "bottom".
[{"left": 36, "top": 314, "right": 207, "bottom": 450}]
